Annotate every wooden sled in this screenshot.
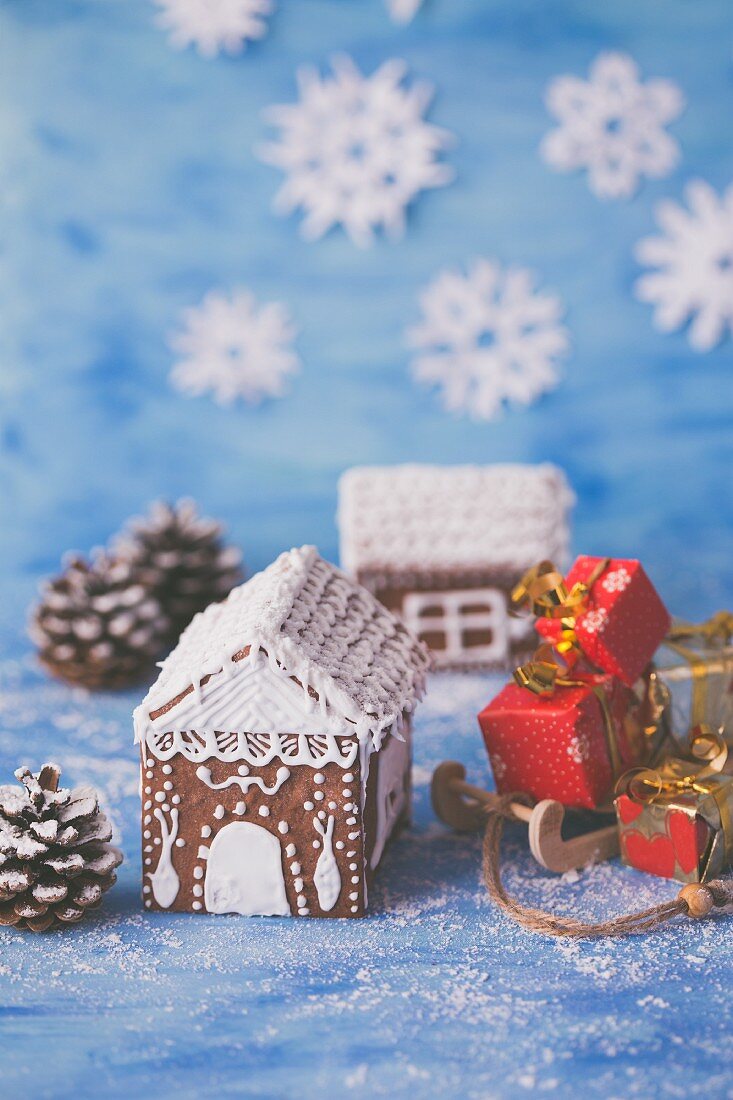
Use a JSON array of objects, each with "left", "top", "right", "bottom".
[{"left": 431, "top": 761, "right": 619, "bottom": 874}]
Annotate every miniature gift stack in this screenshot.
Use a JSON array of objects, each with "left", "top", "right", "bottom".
[
  {"left": 478, "top": 556, "right": 671, "bottom": 810},
  {"left": 615, "top": 728, "right": 733, "bottom": 883},
  {"left": 650, "top": 612, "right": 733, "bottom": 750},
  {"left": 134, "top": 546, "right": 430, "bottom": 918},
  {"left": 338, "top": 464, "right": 574, "bottom": 670}
]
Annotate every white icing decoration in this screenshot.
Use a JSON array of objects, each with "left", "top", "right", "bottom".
[
  {"left": 195, "top": 763, "right": 290, "bottom": 796},
  {"left": 313, "top": 815, "right": 341, "bottom": 912},
  {"left": 194, "top": 867, "right": 204, "bottom": 879},
  {"left": 314, "top": 773, "right": 325, "bottom": 784},
  {"left": 234, "top": 802, "right": 246, "bottom": 815},
  {"left": 335, "top": 841, "right": 344, "bottom": 850},
  {"left": 146, "top": 759, "right": 154, "bottom": 768},
  {"left": 343, "top": 773, "right": 354, "bottom": 782},
  {"left": 164, "top": 781, "right": 173, "bottom": 791},
  {"left": 162, "top": 764, "right": 172, "bottom": 774},
  {"left": 285, "top": 843, "right": 296, "bottom": 857},
  {"left": 258, "top": 806, "right": 270, "bottom": 817},
  {"left": 290, "top": 862, "right": 301, "bottom": 874},
  {"left": 294, "top": 877, "right": 303, "bottom": 892},
  {"left": 149, "top": 807, "right": 180, "bottom": 909},
  {"left": 204, "top": 822, "right": 290, "bottom": 916},
  {"left": 155, "top": 792, "right": 165, "bottom": 802},
  {"left": 314, "top": 791, "right": 324, "bottom": 801},
  {"left": 134, "top": 546, "right": 429, "bottom": 755},
  {"left": 297, "top": 896, "right": 307, "bottom": 908},
  {"left": 201, "top": 825, "right": 212, "bottom": 838},
  {"left": 338, "top": 465, "right": 573, "bottom": 580},
  {"left": 172, "top": 795, "right": 180, "bottom": 805},
  {"left": 328, "top": 801, "right": 337, "bottom": 810},
  {"left": 198, "top": 845, "right": 209, "bottom": 859},
  {"left": 214, "top": 805, "right": 225, "bottom": 820},
  {"left": 193, "top": 901, "right": 202, "bottom": 910},
  {"left": 175, "top": 838, "right": 185, "bottom": 848},
  {"left": 193, "top": 885, "right": 203, "bottom": 897},
  {"left": 146, "top": 728, "right": 359, "bottom": 769},
  {"left": 278, "top": 822, "right": 289, "bottom": 835},
  {"left": 303, "top": 801, "right": 314, "bottom": 811}
]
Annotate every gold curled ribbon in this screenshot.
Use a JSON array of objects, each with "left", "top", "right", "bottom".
[
  {"left": 511, "top": 558, "right": 611, "bottom": 661},
  {"left": 663, "top": 611, "right": 733, "bottom": 728},
  {"left": 617, "top": 726, "right": 733, "bottom": 872}
]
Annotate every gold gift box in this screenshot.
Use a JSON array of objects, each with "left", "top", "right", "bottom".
[{"left": 652, "top": 614, "right": 733, "bottom": 750}]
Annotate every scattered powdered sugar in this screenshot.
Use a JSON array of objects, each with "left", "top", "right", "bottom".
[{"left": 0, "top": 656, "right": 732, "bottom": 1096}]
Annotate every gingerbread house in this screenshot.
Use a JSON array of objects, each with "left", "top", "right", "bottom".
[
  {"left": 133, "top": 546, "right": 430, "bottom": 918},
  {"left": 337, "top": 464, "right": 574, "bottom": 670}
]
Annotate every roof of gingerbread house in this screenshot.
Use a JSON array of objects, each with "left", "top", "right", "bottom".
[
  {"left": 133, "top": 545, "right": 430, "bottom": 750},
  {"left": 337, "top": 464, "right": 574, "bottom": 580}
]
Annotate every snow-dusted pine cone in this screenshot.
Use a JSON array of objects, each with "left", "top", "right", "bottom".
[
  {"left": 0, "top": 764, "right": 122, "bottom": 932},
  {"left": 114, "top": 499, "right": 244, "bottom": 644},
  {"left": 29, "top": 552, "right": 168, "bottom": 690}
]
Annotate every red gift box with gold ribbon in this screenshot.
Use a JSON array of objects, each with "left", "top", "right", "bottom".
[
  {"left": 521, "top": 556, "right": 670, "bottom": 687},
  {"left": 615, "top": 729, "right": 733, "bottom": 883},
  {"left": 478, "top": 671, "right": 645, "bottom": 810}
]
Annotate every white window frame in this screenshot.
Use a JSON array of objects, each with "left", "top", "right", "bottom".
[{"left": 402, "top": 587, "right": 509, "bottom": 667}]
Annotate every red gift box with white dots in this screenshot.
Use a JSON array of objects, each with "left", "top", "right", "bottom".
[
  {"left": 535, "top": 556, "right": 671, "bottom": 687},
  {"left": 478, "top": 673, "right": 643, "bottom": 810}
]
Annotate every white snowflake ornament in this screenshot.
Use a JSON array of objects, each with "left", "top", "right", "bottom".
[
  {"left": 169, "top": 288, "right": 300, "bottom": 407},
  {"left": 407, "top": 258, "right": 569, "bottom": 421},
  {"left": 386, "top": 0, "right": 424, "bottom": 24},
  {"left": 541, "top": 52, "right": 684, "bottom": 200},
  {"left": 258, "top": 55, "right": 455, "bottom": 248},
  {"left": 634, "top": 180, "right": 733, "bottom": 351},
  {"left": 153, "top": 0, "right": 273, "bottom": 59}
]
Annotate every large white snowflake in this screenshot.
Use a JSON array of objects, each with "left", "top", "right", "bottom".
[
  {"left": 541, "top": 52, "right": 684, "bottom": 200},
  {"left": 153, "top": 0, "right": 273, "bottom": 58},
  {"left": 406, "top": 258, "right": 569, "bottom": 421},
  {"left": 257, "top": 55, "right": 455, "bottom": 248},
  {"left": 386, "top": 0, "right": 424, "bottom": 24},
  {"left": 169, "top": 288, "right": 300, "bottom": 406},
  {"left": 634, "top": 180, "right": 733, "bottom": 351}
]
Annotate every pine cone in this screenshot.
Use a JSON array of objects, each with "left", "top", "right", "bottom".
[
  {"left": 29, "top": 552, "right": 169, "bottom": 690},
  {"left": 114, "top": 499, "right": 244, "bottom": 644},
  {"left": 0, "top": 764, "right": 122, "bottom": 932}
]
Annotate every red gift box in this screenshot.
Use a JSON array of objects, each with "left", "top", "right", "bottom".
[
  {"left": 478, "top": 673, "right": 644, "bottom": 809},
  {"left": 535, "top": 556, "right": 670, "bottom": 687}
]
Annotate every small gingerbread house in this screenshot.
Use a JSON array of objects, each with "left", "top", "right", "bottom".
[
  {"left": 338, "top": 464, "right": 574, "bottom": 670},
  {"left": 133, "top": 546, "right": 430, "bottom": 918}
]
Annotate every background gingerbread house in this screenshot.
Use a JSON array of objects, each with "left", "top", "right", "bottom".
[
  {"left": 338, "top": 464, "right": 574, "bottom": 670},
  {"left": 133, "top": 545, "right": 430, "bottom": 919}
]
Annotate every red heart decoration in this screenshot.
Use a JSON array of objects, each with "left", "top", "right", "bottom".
[
  {"left": 616, "top": 794, "right": 643, "bottom": 825},
  {"left": 622, "top": 830, "right": 676, "bottom": 879},
  {"left": 667, "top": 810, "right": 700, "bottom": 876}
]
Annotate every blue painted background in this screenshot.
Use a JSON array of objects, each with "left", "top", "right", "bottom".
[{"left": 0, "top": 1, "right": 732, "bottom": 1097}]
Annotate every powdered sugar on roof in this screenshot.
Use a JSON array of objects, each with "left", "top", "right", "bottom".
[
  {"left": 134, "top": 546, "right": 430, "bottom": 747},
  {"left": 338, "top": 464, "right": 574, "bottom": 577}
]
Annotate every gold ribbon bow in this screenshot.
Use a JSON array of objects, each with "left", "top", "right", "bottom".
[
  {"left": 618, "top": 727, "right": 733, "bottom": 870},
  {"left": 667, "top": 611, "right": 733, "bottom": 647},
  {"left": 511, "top": 558, "right": 611, "bottom": 659},
  {"left": 663, "top": 611, "right": 733, "bottom": 728}
]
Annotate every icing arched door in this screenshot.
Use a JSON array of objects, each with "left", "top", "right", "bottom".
[{"left": 204, "top": 821, "right": 290, "bottom": 916}]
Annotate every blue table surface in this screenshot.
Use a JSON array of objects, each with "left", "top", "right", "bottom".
[{"left": 1, "top": 0, "right": 733, "bottom": 1096}]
